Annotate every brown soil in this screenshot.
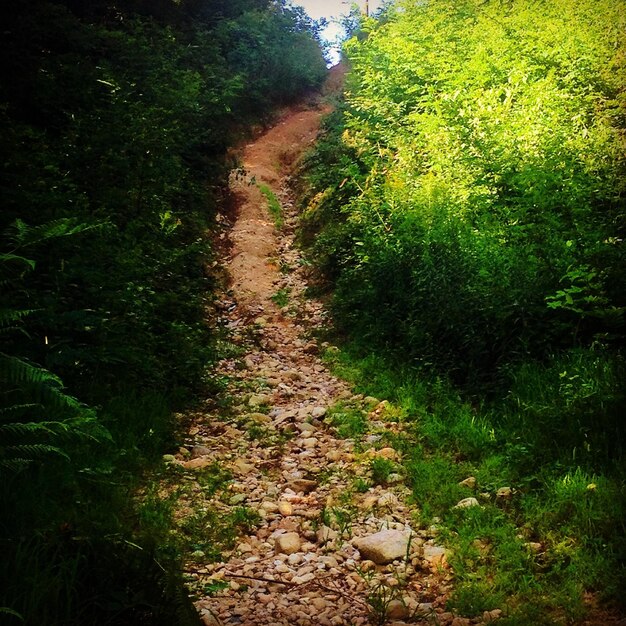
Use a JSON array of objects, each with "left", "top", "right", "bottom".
[{"left": 228, "top": 99, "right": 331, "bottom": 307}]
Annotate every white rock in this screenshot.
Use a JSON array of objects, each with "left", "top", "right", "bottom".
[
  {"left": 378, "top": 492, "right": 399, "bottom": 508},
  {"left": 454, "top": 497, "right": 480, "bottom": 509},
  {"left": 458, "top": 476, "right": 477, "bottom": 489},
  {"left": 316, "top": 525, "right": 338, "bottom": 545},
  {"left": 423, "top": 545, "right": 448, "bottom": 566},
  {"left": 232, "top": 458, "right": 255, "bottom": 475},
  {"left": 353, "top": 530, "right": 412, "bottom": 564},
  {"left": 325, "top": 449, "right": 342, "bottom": 462},
  {"left": 260, "top": 501, "right": 279, "bottom": 513},
  {"left": 292, "top": 572, "right": 315, "bottom": 585},
  {"left": 496, "top": 487, "right": 513, "bottom": 499}
]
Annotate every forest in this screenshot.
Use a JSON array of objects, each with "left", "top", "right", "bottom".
[
  {"left": 299, "top": 0, "right": 625, "bottom": 621},
  {"left": 2, "top": 0, "right": 625, "bottom": 623},
  {"left": 0, "top": 0, "right": 325, "bottom": 623}
]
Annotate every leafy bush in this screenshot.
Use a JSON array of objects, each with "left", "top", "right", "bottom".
[
  {"left": 0, "top": 0, "right": 326, "bottom": 622},
  {"left": 301, "top": 0, "right": 625, "bottom": 383}
]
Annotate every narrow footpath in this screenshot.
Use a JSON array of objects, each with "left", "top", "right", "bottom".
[{"left": 173, "top": 68, "right": 461, "bottom": 626}]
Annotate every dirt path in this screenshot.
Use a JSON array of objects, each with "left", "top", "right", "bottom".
[{"left": 173, "top": 69, "right": 457, "bottom": 626}]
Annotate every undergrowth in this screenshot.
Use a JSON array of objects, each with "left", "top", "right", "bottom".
[
  {"left": 259, "top": 184, "right": 284, "bottom": 229},
  {"left": 322, "top": 346, "right": 626, "bottom": 623}
]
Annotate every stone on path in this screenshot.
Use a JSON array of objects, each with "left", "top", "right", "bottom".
[
  {"left": 182, "top": 456, "right": 212, "bottom": 470},
  {"left": 423, "top": 545, "right": 448, "bottom": 566},
  {"left": 191, "top": 445, "right": 212, "bottom": 458},
  {"left": 387, "top": 599, "right": 410, "bottom": 620},
  {"left": 276, "top": 532, "right": 302, "bottom": 555},
  {"left": 316, "top": 525, "right": 338, "bottom": 545},
  {"left": 278, "top": 501, "right": 293, "bottom": 516},
  {"left": 232, "top": 458, "right": 255, "bottom": 475},
  {"left": 248, "top": 393, "right": 271, "bottom": 407},
  {"left": 287, "top": 478, "right": 318, "bottom": 494},
  {"left": 353, "top": 529, "right": 412, "bottom": 564}
]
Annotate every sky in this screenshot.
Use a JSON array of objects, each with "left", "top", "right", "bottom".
[{"left": 292, "top": 0, "right": 386, "bottom": 64}]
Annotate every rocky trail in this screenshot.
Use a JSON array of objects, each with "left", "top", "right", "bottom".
[{"left": 165, "top": 69, "right": 497, "bottom": 626}]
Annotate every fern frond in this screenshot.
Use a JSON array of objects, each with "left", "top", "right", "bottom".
[
  {"left": 0, "top": 325, "right": 32, "bottom": 338},
  {"left": 0, "top": 353, "right": 82, "bottom": 412},
  {"left": 0, "top": 418, "right": 111, "bottom": 443},
  {"left": 0, "top": 252, "right": 36, "bottom": 271},
  {"left": 0, "top": 607, "right": 24, "bottom": 621},
  {"left": 0, "top": 404, "right": 40, "bottom": 417},
  {"left": 3, "top": 443, "right": 67, "bottom": 460},
  {"left": 8, "top": 218, "right": 103, "bottom": 249},
  {"left": 0, "top": 309, "right": 36, "bottom": 327},
  {"left": 0, "top": 458, "right": 34, "bottom": 473},
  {"left": 0, "top": 422, "right": 57, "bottom": 436}
]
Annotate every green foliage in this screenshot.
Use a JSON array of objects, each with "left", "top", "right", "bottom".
[
  {"left": 300, "top": 7, "right": 625, "bottom": 613},
  {"left": 301, "top": 0, "right": 625, "bottom": 383},
  {"left": 369, "top": 456, "right": 395, "bottom": 485},
  {"left": 327, "top": 403, "right": 368, "bottom": 439},
  {"left": 0, "top": 0, "right": 326, "bottom": 622},
  {"left": 270, "top": 287, "right": 291, "bottom": 307},
  {"left": 259, "top": 184, "right": 285, "bottom": 229}
]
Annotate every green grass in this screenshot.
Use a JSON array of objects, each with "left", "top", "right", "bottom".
[
  {"left": 370, "top": 457, "right": 395, "bottom": 486},
  {"left": 326, "top": 402, "right": 368, "bottom": 439},
  {"left": 322, "top": 345, "right": 626, "bottom": 623},
  {"left": 270, "top": 287, "right": 291, "bottom": 307},
  {"left": 258, "top": 184, "right": 284, "bottom": 229}
]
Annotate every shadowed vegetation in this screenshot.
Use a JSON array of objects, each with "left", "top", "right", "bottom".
[{"left": 0, "top": 0, "right": 326, "bottom": 622}]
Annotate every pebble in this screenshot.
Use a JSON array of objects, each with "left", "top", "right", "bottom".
[
  {"left": 423, "top": 545, "right": 448, "bottom": 562},
  {"left": 454, "top": 497, "right": 480, "bottom": 509},
  {"left": 248, "top": 393, "right": 271, "bottom": 407},
  {"left": 483, "top": 609, "right": 503, "bottom": 622},
  {"left": 376, "top": 447, "right": 398, "bottom": 460},
  {"left": 317, "top": 525, "right": 338, "bottom": 545},
  {"left": 458, "top": 476, "right": 476, "bottom": 489},
  {"left": 278, "top": 501, "right": 294, "bottom": 516},
  {"left": 276, "top": 532, "right": 302, "bottom": 555},
  {"left": 181, "top": 456, "right": 212, "bottom": 470},
  {"left": 260, "top": 501, "right": 279, "bottom": 513},
  {"left": 191, "top": 445, "right": 212, "bottom": 458},
  {"left": 325, "top": 449, "right": 342, "bottom": 461},
  {"left": 387, "top": 599, "right": 410, "bottom": 619},
  {"left": 363, "top": 495, "right": 379, "bottom": 509},
  {"left": 496, "top": 487, "right": 513, "bottom": 499},
  {"left": 287, "top": 478, "right": 318, "bottom": 493},
  {"left": 232, "top": 458, "right": 255, "bottom": 475}
]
